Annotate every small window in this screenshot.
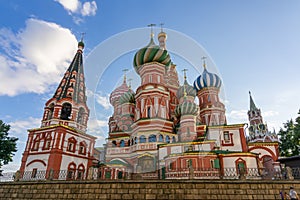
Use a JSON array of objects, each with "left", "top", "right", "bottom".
[
  {"left": 140, "top": 135, "right": 146, "bottom": 143},
  {"left": 61, "top": 103, "right": 72, "bottom": 120},
  {"left": 158, "top": 134, "right": 164, "bottom": 142},
  {"left": 149, "top": 75, "right": 152, "bottom": 82},
  {"left": 120, "top": 140, "right": 125, "bottom": 147},
  {"left": 224, "top": 131, "right": 230, "bottom": 141},
  {"left": 67, "top": 137, "right": 76, "bottom": 152},
  {"left": 112, "top": 141, "right": 117, "bottom": 147},
  {"left": 77, "top": 108, "right": 85, "bottom": 124},
  {"left": 79, "top": 142, "right": 86, "bottom": 155},
  {"left": 166, "top": 136, "right": 170, "bottom": 143},
  {"left": 31, "top": 168, "right": 37, "bottom": 178},
  {"left": 32, "top": 140, "right": 40, "bottom": 151},
  {"left": 149, "top": 135, "right": 156, "bottom": 142},
  {"left": 147, "top": 107, "right": 151, "bottom": 118}
]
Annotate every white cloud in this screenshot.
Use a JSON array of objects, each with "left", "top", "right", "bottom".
[
  {"left": 227, "top": 109, "right": 248, "bottom": 123},
  {"left": 55, "top": 0, "right": 80, "bottom": 13},
  {"left": 87, "top": 118, "right": 108, "bottom": 145},
  {"left": 55, "top": 0, "right": 97, "bottom": 22},
  {"left": 81, "top": 1, "right": 97, "bottom": 16},
  {"left": 0, "top": 18, "right": 77, "bottom": 96},
  {"left": 95, "top": 93, "right": 112, "bottom": 110},
  {"left": 8, "top": 117, "right": 41, "bottom": 137}
]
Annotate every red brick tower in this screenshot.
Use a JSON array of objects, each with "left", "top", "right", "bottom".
[{"left": 20, "top": 39, "right": 96, "bottom": 179}]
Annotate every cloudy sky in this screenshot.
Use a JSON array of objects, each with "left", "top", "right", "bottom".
[{"left": 1, "top": 0, "right": 300, "bottom": 172}]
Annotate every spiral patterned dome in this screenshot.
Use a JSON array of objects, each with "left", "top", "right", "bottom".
[
  {"left": 133, "top": 38, "right": 171, "bottom": 73},
  {"left": 174, "top": 100, "right": 198, "bottom": 117},
  {"left": 110, "top": 81, "right": 130, "bottom": 106},
  {"left": 119, "top": 89, "right": 135, "bottom": 104},
  {"left": 177, "top": 80, "right": 197, "bottom": 99},
  {"left": 193, "top": 68, "right": 222, "bottom": 92}
]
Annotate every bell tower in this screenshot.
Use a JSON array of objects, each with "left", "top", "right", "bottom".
[{"left": 20, "top": 39, "right": 96, "bottom": 179}]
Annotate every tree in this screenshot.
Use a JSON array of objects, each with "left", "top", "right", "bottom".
[
  {"left": 278, "top": 110, "right": 300, "bottom": 157},
  {"left": 0, "top": 120, "right": 18, "bottom": 170}
]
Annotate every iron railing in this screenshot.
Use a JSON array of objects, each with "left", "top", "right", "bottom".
[{"left": 0, "top": 167, "right": 299, "bottom": 182}]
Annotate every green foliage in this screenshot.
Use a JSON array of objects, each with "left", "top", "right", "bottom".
[
  {"left": 0, "top": 120, "right": 18, "bottom": 169},
  {"left": 278, "top": 110, "right": 300, "bottom": 157}
]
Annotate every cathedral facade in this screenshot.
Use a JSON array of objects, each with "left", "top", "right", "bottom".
[{"left": 103, "top": 30, "right": 280, "bottom": 180}]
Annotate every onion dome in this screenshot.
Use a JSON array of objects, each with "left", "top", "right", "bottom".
[
  {"left": 78, "top": 41, "right": 84, "bottom": 49},
  {"left": 177, "top": 80, "right": 197, "bottom": 99},
  {"left": 133, "top": 37, "right": 171, "bottom": 73},
  {"left": 193, "top": 68, "right": 222, "bottom": 92},
  {"left": 110, "top": 80, "right": 130, "bottom": 106},
  {"left": 174, "top": 100, "right": 198, "bottom": 117},
  {"left": 119, "top": 89, "right": 135, "bottom": 104}
]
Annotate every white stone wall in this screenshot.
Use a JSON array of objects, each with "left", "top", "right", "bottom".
[{"left": 24, "top": 154, "right": 49, "bottom": 171}]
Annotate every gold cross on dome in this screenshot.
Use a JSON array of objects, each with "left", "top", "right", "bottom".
[{"left": 201, "top": 56, "right": 207, "bottom": 69}]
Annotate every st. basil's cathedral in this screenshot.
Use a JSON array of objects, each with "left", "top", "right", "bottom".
[{"left": 20, "top": 28, "right": 280, "bottom": 180}]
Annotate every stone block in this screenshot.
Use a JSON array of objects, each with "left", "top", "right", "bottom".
[
  {"left": 145, "top": 194, "right": 156, "bottom": 199},
  {"left": 122, "top": 194, "right": 133, "bottom": 199},
  {"left": 133, "top": 194, "right": 144, "bottom": 199}
]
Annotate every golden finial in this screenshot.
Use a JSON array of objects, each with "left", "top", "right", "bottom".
[
  {"left": 182, "top": 69, "right": 188, "bottom": 81},
  {"left": 148, "top": 24, "right": 156, "bottom": 38},
  {"left": 201, "top": 56, "right": 207, "bottom": 69},
  {"left": 160, "top": 23, "right": 164, "bottom": 32},
  {"left": 122, "top": 69, "right": 128, "bottom": 83},
  {"left": 128, "top": 78, "right": 133, "bottom": 89},
  {"left": 182, "top": 69, "right": 188, "bottom": 97}
]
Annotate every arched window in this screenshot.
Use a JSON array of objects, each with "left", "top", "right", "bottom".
[
  {"left": 61, "top": 103, "right": 72, "bottom": 120},
  {"left": 147, "top": 107, "right": 151, "bottom": 118},
  {"left": 148, "top": 134, "right": 157, "bottom": 142},
  {"left": 120, "top": 140, "right": 125, "bottom": 147},
  {"left": 47, "top": 103, "right": 54, "bottom": 120},
  {"left": 112, "top": 141, "right": 117, "bottom": 147},
  {"left": 32, "top": 135, "right": 40, "bottom": 151},
  {"left": 159, "top": 134, "right": 164, "bottom": 142},
  {"left": 166, "top": 136, "right": 170, "bottom": 143},
  {"left": 67, "top": 162, "right": 76, "bottom": 180},
  {"left": 43, "top": 134, "right": 51, "bottom": 150},
  {"left": 127, "top": 140, "right": 130, "bottom": 146},
  {"left": 79, "top": 141, "right": 87, "bottom": 155},
  {"left": 134, "top": 137, "right": 138, "bottom": 144},
  {"left": 67, "top": 137, "right": 77, "bottom": 152},
  {"left": 172, "top": 136, "right": 176, "bottom": 143},
  {"left": 139, "top": 135, "right": 146, "bottom": 143},
  {"left": 77, "top": 107, "right": 85, "bottom": 124},
  {"left": 77, "top": 164, "right": 85, "bottom": 180}
]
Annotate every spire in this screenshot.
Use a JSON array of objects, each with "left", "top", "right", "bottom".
[
  {"left": 122, "top": 69, "right": 128, "bottom": 83},
  {"left": 201, "top": 56, "right": 207, "bottom": 70},
  {"left": 53, "top": 39, "right": 87, "bottom": 104},
  {"left": 249, "top": 91, "right": 258, "bottom": 111},
  {"left": 158, "top": 23, "right": 167, "bottom": 49},
  {"left": 182, "top": 69, "right": 188, "bottom": 97}
]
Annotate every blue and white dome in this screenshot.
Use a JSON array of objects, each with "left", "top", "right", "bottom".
[{"left": 193, "top": 68, "right": 222, "bottom": 92}]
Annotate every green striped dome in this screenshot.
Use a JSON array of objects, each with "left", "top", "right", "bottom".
[
  {"left": 119, "top": 89, "right": 135, "bottom": 104},
  {"left": 177, "top": 80, "right": 197, "bottom": 99},
  {"left": 174, "top": 100, "right": 198, "bottom": 117},
  {"left": 133, "top": 38, "right": 171, "bottom": 73}
]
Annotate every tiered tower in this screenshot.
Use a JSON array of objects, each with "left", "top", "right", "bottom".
[
  {"left": 193, "top": 58, "right": 226, "bottom": 126},
  {"left": 175, "top": 70, "right": 198, "bottom": 142},
  {"left": 20, "top": 40, "right": 96, "bottom": 178}
]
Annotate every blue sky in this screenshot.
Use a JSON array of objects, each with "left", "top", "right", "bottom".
[{"left": 1, "top": 0, "right": 300, "bottom": 172}]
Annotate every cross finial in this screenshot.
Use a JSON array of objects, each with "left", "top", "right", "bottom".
[
  {"left": 182, "top": 69, "right": 188, "bottom": 81},
  {"left": 122, "top": 69, "right": 129, "bottom": 83},
  {"left": 160, "top": 23, "right": 164, "bottom": 32},
  {"left": 80, "top": 32, "right": 86, "bottom": 42},
  {"left": 182, "top": 69, "right": 188, "bottom": 97},
  {"left": 148, "top": 24, "right": 156, "bottom": 38},
  {"left": 128, "top": 78, "right": 133, "bottom": 89},
  {"left": 201, "top": 56, "right": 207, "bottom": 69}
]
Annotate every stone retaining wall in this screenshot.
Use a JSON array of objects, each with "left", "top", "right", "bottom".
[{"left": 1, "top": 180, "right": 299, "bottom": 199}]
